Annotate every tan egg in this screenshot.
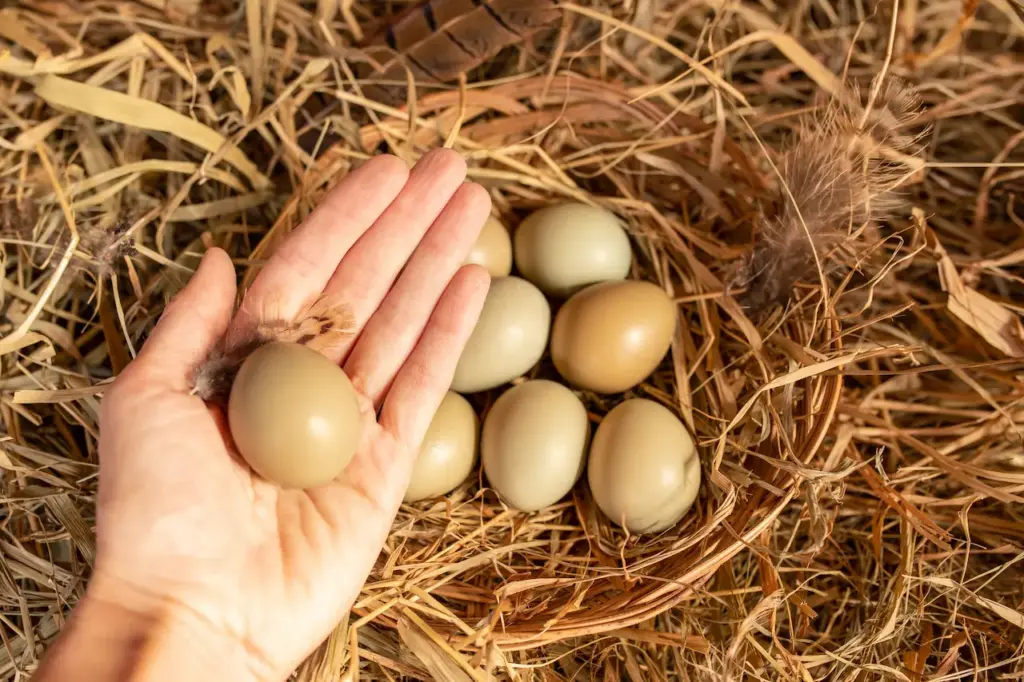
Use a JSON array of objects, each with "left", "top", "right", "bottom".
[
  {"left": 481, "top": 380, "right": 589, "bottom": 512},
  {"left": 228, "top": 342, "right": 364, "bottom": 489},
  {"left": 587, "top": 399, "right": 700, "bottom": 533},
  {"left": 550, "top": 280, "right": 676, "bottom": 394},
  {"left": 514, "top": 202, "right": 632, "bottom": 297},
  {"left": 465, "top": 215, "right": 513, "bottom": 277},
  {"left": 404, "top": 392, "right": 479, "bottom": 503},
  {"left": 451, "top": 276, "right": 551, "bottom": 394}
]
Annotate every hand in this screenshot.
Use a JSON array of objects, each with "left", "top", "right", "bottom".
[{"left": 36, "top": 150, "right": 491, "bottom": 681}]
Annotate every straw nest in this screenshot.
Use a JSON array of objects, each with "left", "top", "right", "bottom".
[{"left": 2, "top": 1, "right": 1023, "bottom": 680}]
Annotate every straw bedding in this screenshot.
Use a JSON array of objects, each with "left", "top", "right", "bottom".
[{"left": 1, "top": 1, "right": 1022, "bottom": 679}]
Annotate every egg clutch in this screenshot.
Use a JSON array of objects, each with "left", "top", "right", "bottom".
[
  {"left": 224, "top": 201, "right": 701, "bottom": 535},
  {"left": 408, "top": 201, "right": 702, "bottom": 535}
]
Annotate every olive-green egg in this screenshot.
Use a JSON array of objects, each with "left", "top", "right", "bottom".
[
  {"left": 481, "top": 380, "right": 589, "bottom": 512},
  {"left": 514, "top": 202, "right": 632, "bottom": 297},
  {"left": 587, "top": 399, "right": 701, "bottom": 534},
  {"left": 451, "top": 276, "right": 551, "bottom": 394},
  {"left": 550, "top": 280, "right": 676, "bottom": 394},
  {"left": 228, "top": 342, "right": 364, "bottom": 489},
  {"left": 404, "top": 391, "right": 479, "bottom": 503},
  {"left": 464, "top": 215, "right": 513, "bottom": 277}
]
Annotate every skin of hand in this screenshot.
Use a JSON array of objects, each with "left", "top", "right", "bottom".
[{"left": 35, "top": 150, "right": 492, "bottom": 682}]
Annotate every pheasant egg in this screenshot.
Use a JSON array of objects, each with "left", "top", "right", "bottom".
[
  {"left": 464, "top": 215, "right": 513, "bottom": 277},
  {"left": 514, "top": 202, "right": 632, "bottom": 297},
  {"left": 550, "top": 280, "right": 676, "bottom": 394},
  {"left": 451, "top": 276, "right": 550, "bottom": 394},
  {"left": 587, "top": 399, "right": 701, "bottom": 534},
  {"left": 481, "top": 380, "right": 589, "bottom": 512},
  {"left": 404, "top": 391, "right": 479, "bottom": 503},
  {"left": 228, "top": 342, "right": 364, "bottom": 489}
]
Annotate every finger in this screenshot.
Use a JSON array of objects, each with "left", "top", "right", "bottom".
[
  {"left": 378, "top": 265, "right": 490, "bottom": 448},
  {"left": 319, "top": 148, "right": 468, "bottom": 358},
  {"left": 343, "top": 182, "right": 492, "bottom": 406},
  {"left": 231, "top": 154, "right": 409, "bottom": 336},
  {"left": 134, "top": 248, "right": 237, "bottom": 390}
]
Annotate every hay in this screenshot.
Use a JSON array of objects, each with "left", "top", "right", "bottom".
[{"left": 2, "top": 0, "right": 1023, "bottom": 680}]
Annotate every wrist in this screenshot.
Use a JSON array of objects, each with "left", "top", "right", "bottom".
[{"left": 36, "top": 572, "right": 277, "bottom": 682}]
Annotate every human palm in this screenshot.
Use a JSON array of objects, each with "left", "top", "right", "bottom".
[{"left": 93, "top": 150, "right": 491, "bottom": 680}]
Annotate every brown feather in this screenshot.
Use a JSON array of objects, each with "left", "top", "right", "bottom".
[
  {"left": 190, "top": 295, "right": 355, "bottom": 405},
  {"left": 362, "top": 0, "right": 563, "bottom": 83},
  {"left": 729, "top": 74, "right": 927, "bottom": 313}
]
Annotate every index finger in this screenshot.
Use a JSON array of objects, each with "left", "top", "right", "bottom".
[{"left": 231, "top": 154, "right": 409, "bottom": 337}]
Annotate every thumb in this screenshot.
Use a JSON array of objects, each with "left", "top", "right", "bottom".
[{"left": 133, "top": 248, "right": 237, "bottom": 390}]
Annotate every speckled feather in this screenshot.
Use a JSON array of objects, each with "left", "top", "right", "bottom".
[
  {"left": 190, "top": 296, "right": 356, "bottom": 404},
  {"left": 729, "top": 75, "right": 927, "bottom": 313}
]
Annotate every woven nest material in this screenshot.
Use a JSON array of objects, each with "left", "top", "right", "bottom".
[
  {"left": 2, "top": 0, "right": 1024, "bottom": 679},
  {"left": 253, "top": 73, "right": 846, "bottom": 650}
]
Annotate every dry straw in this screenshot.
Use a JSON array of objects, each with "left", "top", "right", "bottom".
[{"left": 1, "top": 1, "right": 1023, "bottom": 680}]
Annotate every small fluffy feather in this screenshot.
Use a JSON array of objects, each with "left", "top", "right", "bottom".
[
  {"left": 190, "top": 295, "right": 356, "bottom": 404},
  {"left": 729, "top": 74, "right": 927, "bottom": 312}
]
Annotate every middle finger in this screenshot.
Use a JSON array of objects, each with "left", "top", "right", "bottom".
[
  {"left": 319, "top": 148, "right": 468, "bottom": 361},
  {"left": 342, "top": 182, "right": 491, "bottom": 405}
]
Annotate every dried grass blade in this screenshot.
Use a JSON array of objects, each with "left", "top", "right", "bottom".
[
  {"left": 0, "top": 9, "right": 50, "bottom": 56},
  {"left": 560, "top": 2, "right": 748, "bottom": 106},
  {"left": 98, "top": 282, "right": 131, "bottom": 375},
  {"left": 33, "top": 75, "right": 269, "bottom": 188},
  {"left": 167, "top": 191, "right": 274, "bottom": 222},
  {"left": 918, "top": 577, "right": 1024, "bottom": 629},
  {"left": 12, "top": 383, "right": 109, "bottom": 405},
  {"left": 43, "top": 493, "right": 96, "bottom": 567},
  {"left": 61, "top": 160, "right": 246, "bottom": 196},
  {"left": 1, "top": 144, "right": 79, "bottom": 350},
  {"left": 398, "top": 613, "right": 478, "bottom": 682}
]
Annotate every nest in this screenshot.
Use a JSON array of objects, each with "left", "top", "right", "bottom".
[
  {"left": 261, "top": 72, "right": 852, "bottom": 653},
  {"left": 1, "top": 1, "right": 1023, "bottom": 680}
]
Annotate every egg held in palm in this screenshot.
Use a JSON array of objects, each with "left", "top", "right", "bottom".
[
  {"left": 404, "top": 391, "right": 479, "bottom": 503},
  {"left": 587, "top": 398, "right": 701, "bottom": 534},
  {"left": 227, "top": 342, "right": 364, "bottom": 489},
  {"left": 481, "top": 380, "right": 589, "bottom": 512},
  {"left": 451, "top": 276, "right": 551, "bottom": 394},
  {"left": 513, "top": 202, "right": 633, "bottom": 297},
  {"left": 550, "top": 279, "right": 676, "bottom": 394}
]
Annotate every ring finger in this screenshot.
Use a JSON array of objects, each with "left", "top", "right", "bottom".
[
  {"left": 319, "top": 148, "right": 469, "bottom": 362},
  {"left": 342, "top": 182, "right": 491, "bottom": 406}
]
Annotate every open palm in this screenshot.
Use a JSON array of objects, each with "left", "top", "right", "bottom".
[{"left": 94, "top": 150, "right": 491, "bottom": 680}]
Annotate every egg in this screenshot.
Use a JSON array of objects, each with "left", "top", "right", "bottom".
[
  {"left": 451, "top": 276, "right": 551, "bottom": 394},
  {"left": 404, "top": 391, "right": 479, "bottom": 503},
  {"left": 587, "top": 399, "right": 700, "bottom": 533},
  {"left": 513, "top": 202, "right": 632, "bottom": 297},
  {"left": 481, "top": 380, "right": 589, "bottom": 511},
  {"left": 550, "top": 280, "right": 676, "bottom": 394},
  {"left": 228, "top": 342, "right": 364, "bottom": 489},
  {"left": 464, "top": 215, "right": 513, "bottom": 277}
]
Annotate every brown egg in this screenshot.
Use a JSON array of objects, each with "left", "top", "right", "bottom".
[
  {"left": 550, "top": 280, "right": 676, "bottom": 394},
  {"left": 465, "top": 215, "right": 513, "bottom": 277},
  {"left": 481, "top": 380, "right": 589, "bottom": 512},
  {"left": 228, "top": 342, "right": 364, "bottom": 489},
  {"left": 404, "top": 391, "right": 479, "bottom": 503},
  {"left": 587, "top": 399, "right": 700, "bottom": 533}
]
